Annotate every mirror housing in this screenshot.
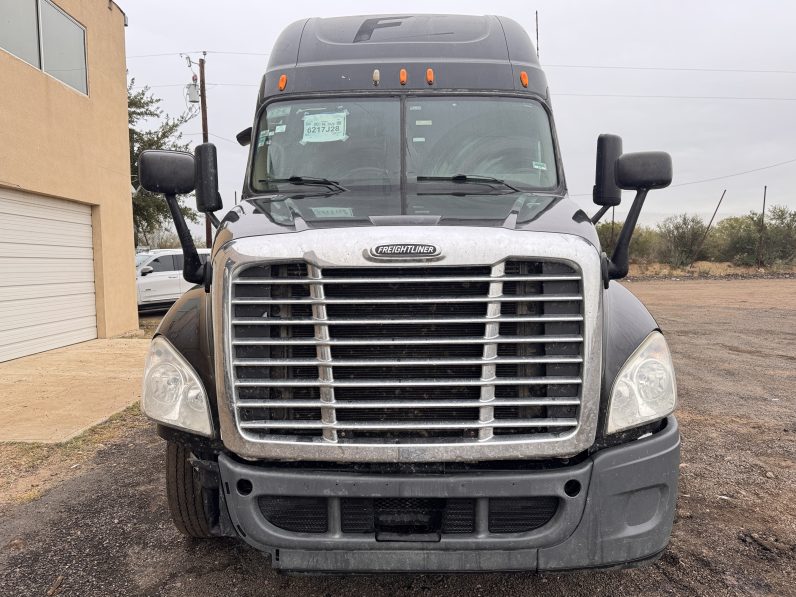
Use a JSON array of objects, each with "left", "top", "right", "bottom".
[
  {"left": 140, "top": 265, "right": 153, "bottom": 276},
  {"left": 194, "top": 143, "right": 223, "bottom": 213},
  {"left": 138, "top": 150, "right": 195, "bottom": 195},
  {"left": 593, "top": 134, "right": 623, "bottom": 206},
  {"left": 236, "top": 127, "right": 252, "bottom": 146},
  {"left": 616, "top": 151, "right": 673, "bottom": 190}
]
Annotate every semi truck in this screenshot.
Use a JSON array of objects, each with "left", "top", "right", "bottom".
[{"left": 137, "top": 14, "right": 679, "bottom": 573}]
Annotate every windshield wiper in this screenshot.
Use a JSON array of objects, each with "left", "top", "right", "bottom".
[
  {"left": 416, "top": 174, "right": 521, "bottom": 193},
  {"left": 259, "top": 176, "right": 348, "bottom": 193}
]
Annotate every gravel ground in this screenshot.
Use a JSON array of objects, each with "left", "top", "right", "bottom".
[{"left": 1, "top": 279, "right": 794, "bottom": 597}]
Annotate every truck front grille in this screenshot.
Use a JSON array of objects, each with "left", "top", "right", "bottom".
[{"left": 228, "top": 260, "right": 584, "bottom": 445}]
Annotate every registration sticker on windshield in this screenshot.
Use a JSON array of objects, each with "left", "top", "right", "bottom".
[
  {"left": 310, "top": 206, "right": 354, "bottom": 218},
  {"left": 533, "top": 161, "right": 547, "bottom": 170},
  {"left": 301, "top": 112, "right": 348, "bottom": 144}
]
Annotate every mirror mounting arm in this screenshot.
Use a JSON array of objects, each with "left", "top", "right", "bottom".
[
  {"left": 207, "top": 211, "right": 221, "bottom": 228},
  {"left": 164, "top": 193, "right": 206, "bottom": 285},
  {"left": 605, "top": 188, "right": 649, "bottom": 286},
  {"left": 590, "top": 204, "right": 611, "bottom": 224}
]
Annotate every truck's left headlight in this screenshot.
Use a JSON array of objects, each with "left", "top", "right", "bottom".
[
  {"left": 141, "top": 336, "right": 212, "bottom": 437},
  {"left": 607, "top": 331, "right": 677, "bottom": 434}
]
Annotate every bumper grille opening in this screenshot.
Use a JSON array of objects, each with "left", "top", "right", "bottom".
[
  {"left": 488, "top": 497, "right": 559, "bottom": 533},
  {"left": 257, "top": 495, "right": 558, "bottom": 536},
  {"left": 258, "top": 496, "right": 328, "bottom": 533}
]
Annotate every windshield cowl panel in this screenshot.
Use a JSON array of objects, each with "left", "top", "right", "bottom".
[{"left": 219, "top": 192, "right": 598, "bottom": 250}]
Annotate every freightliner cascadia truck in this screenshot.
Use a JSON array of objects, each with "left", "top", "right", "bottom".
[{"left": 137, "top": 14, "right": 679, "bottom": 573}]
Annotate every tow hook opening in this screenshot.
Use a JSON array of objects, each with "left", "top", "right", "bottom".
[{"left": 374, "top": 498, "right": 444, "bottom": 542}]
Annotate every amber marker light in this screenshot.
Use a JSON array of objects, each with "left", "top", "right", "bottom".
[
  {"left": 278, "top": 74, "right": 287, "bottom": 91},
  {"left": 399, "top": 68, "right": 407, "bottom": 85},
  {"left": 426, "top": 68, "right": 435, "bottom": 85},
  {"left": 520, "top": 71, "right": 529, "bottom": 88}
]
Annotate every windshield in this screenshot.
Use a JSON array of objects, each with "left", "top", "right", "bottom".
[
  {"left": 135, "top": 254, "right": 150, "bottom": 267},
  {"left": 251, "top": 96, "right": 558, "bottom": 194}
]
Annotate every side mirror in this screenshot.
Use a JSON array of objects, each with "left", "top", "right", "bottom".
[
  {"left": 138, "top": 150, "right": 195, "bottom": 195},
  {"left": 194, "top": 143, "right": 223, "bottom": 213},
  {"left": 616, "top": 151, "right": 673, "bottom": 190},
  {"left": 593, "top": 134, "right": 623, "bottom": 206},
  {"left": 140, "top": 265, "right": 153, "bottom": 276},
  {"left": 605, "top": 150, "right": 674, "bottom": 286}
]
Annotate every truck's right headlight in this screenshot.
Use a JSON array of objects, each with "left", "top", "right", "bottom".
[
  {"left": 141, "top": 336, "right": 213, "bottom": 437},
  {"left": 607, "top": 331, "right": 677, "bottom": 434}
]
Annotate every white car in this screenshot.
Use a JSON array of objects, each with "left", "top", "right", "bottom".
[{"left": 135, "top": 249, "right": 211, "bottom": 308}]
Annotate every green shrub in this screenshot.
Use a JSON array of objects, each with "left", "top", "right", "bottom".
[{"left": 656, "top": 214, "right": 708, "bottom": 267}]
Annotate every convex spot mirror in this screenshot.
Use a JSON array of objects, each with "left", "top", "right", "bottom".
[
  {"left": 194, "top": 143, "right": 223, "bottom": 213},
  {"left": 616, "top": 151, "right": 673, "bottom": 190},
  {"left": 593, "top": 134, "right": 623, "bottom": 207},
  {"left": 138, "top": 150, "right": 195, "bottom": 195}
]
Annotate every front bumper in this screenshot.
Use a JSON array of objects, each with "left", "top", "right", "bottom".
[{"left": 217, "top": 416, "right": 679, "bottom": 572}]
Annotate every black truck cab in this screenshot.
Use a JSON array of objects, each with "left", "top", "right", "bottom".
[{"left": 138, "top": 14, "right": 679, "bottom": 573}]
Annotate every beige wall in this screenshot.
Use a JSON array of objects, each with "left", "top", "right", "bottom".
[{"left": 0, "top": 0, "right": 137, "bottom": 338}]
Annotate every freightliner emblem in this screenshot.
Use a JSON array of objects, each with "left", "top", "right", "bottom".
[{"left": 370, "top": 243, "right": 440, "bottom": 258}]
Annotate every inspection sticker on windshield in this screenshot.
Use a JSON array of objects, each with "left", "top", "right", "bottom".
[
  {"left": 310, "top": 206, "right": 353, "bottom": 218},
  {"left": 533, "top": 161, "right": 547, "bottom": 170},
  {"left": 301, "top": 112, "right": 348, "bottom": 143}
]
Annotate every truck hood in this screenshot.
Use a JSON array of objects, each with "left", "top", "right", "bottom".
[{"left": 214, "top": 190, "right": 599, "bottom": 249}]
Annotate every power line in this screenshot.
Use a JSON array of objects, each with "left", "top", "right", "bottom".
[
  {"left": 571, "top": 157, "right": 796, "bottom": 196},
  {"left": 546, "top": 64, "right": 796, "bottom": 75},
  {"left": 185, "top": 132, "right": 240, "bottom": 146},
  {"left": 671, "top": 157, "right": 796, "bottom": 187},
  {"left": 127, "top": 50, "right": 269, "bottom": 59},
  {"left": 556, "top": 92, "right": 796, "bottom": 102},
  {"left": 131, "top": 83, "right": 257, "bottom": 89}
]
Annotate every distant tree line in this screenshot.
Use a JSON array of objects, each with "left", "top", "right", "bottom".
[{"left": 597, "top": 206, "right": 796, "bottom": 267}]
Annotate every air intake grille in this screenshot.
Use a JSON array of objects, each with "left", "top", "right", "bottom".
[
  {"left": 257, "top": 495, "right": 558, "bottom": 536},
  {"left": 229, "top": 260, "right": 584, "bottom": 445}
]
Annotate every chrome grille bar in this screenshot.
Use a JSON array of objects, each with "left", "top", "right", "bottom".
[
  {"left": 235, "top": 377, "right": 583, "bottom": 388},
  {"left": 233, "top": 274, "right": 581, "bottom": 284},
  {"left": 233, "top": 356, "right": 583, "bottom": 367},
  {"left": 308, "top": 264, "right": 336, "bottom": 442},
  {"left": 479, "top": 262, "right": 504, "bottom": 441},
  {"left": 232, "top": 335, "right": 583, "bottom": 346},
  {"left": 232, "top": 315, "right": 583, "bottom": 325},
  {"left": 239, "top": 419, "right": 579, "bottom": 431},
  {"left": 231, "top": 295, "right": 583, "bottom": 305},
  {"left": 231, "top": 398, "right": 582, "bottom": 409}
]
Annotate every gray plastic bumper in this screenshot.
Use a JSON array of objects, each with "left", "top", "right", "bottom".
[{"left": 217, "top": 416, "right": 680, "bottom": 572}]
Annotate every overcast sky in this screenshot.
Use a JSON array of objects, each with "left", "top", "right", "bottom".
[{"left": 123, "top": 0, "right": 796, "bottom": 227}]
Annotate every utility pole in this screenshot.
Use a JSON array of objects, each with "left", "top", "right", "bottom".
[
  {"left": 198, "top": 52, "right": 211, "bottom": 248},
  {"left": 757, "top": 185, "right": 767, "bottom": 268}
]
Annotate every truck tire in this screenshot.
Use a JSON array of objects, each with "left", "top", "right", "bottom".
[{"left": 165, "top": 441, "right": 212, "bottom": 538}]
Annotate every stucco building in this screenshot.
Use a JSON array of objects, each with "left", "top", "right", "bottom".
[{"left": 0, "top": 0, "right": 137, "bottom": 361}]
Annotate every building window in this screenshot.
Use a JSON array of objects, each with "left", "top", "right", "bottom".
[
  {"left": 0, "top": 0, "right": 41, "bottom": 67},
  {"left": 0, "top": 0, "right": 87, "bottom": 95}
]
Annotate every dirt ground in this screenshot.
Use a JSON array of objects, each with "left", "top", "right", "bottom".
[{"left": 1, "top": 279, "right": 794, "bottom": 597}]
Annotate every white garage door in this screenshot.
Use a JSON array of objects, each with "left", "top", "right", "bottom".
[{"left": 0, "top": 188, "right": 97, "bottom": 362}]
